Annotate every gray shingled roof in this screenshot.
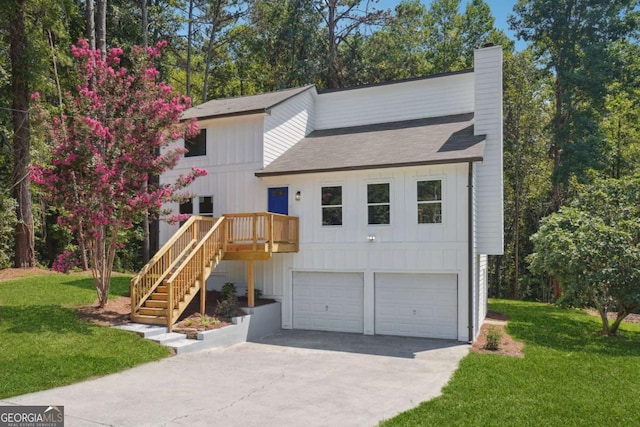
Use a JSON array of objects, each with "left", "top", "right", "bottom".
[
  {"left": 181, "top": 85, "right": 315, "bottom": 121},
  {"left": 256, "top": 113, "right": 485, "bottom": 177}
]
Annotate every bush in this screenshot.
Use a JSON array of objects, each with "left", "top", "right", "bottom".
[
  {"left": 484, "top": 326, "right": 503, "bottom": 351},
  {"left": 245, "top": 288, "right": 263, "bottom": 301},
  {"left": 214, "top": 295, "right": 238, "bottom": 319},
  {"left": 221, "top": 282, "right": 236, "bottom": 300}
]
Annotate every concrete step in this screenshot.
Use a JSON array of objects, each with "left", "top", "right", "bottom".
[
  {"left": 168, "top": 339, "right": 207, "bottom": 355},
  {"left": 115, "top": 323, "right": 168, "bottom": 338},
  {"left": 147, "top": 332, "right": 188, "bottom": 345}
]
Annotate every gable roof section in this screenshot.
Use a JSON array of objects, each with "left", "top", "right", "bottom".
[
  {"left": 256, "top": 113, "right": 485, "bottom": 177},
  {"left": 181, "top": 85, "right": 315, "bottom": 121}
]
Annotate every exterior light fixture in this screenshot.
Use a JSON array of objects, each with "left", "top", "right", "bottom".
[{"left": 295, "top": 191, "right": 301, "bottom": 201}]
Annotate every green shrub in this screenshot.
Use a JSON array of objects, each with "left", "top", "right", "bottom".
[
  {"left": 484, "top": 326, "right": 503, "bottom": 351},
  {"left": 221, "top": 282, "right": 236, "bottom": 299},
  {"left": 214, "top": 296, "right": 238, "bottom": 319},
  {"left": 245, "top": 288, "right": 263, "bottom": 301}
]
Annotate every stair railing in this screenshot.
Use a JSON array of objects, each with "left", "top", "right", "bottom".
[
  {"left": 165, "top": 216, "right": 226, "bottom": 328},
  {"left": 130, "top": 216, "right": 217, "bottom": 315}
]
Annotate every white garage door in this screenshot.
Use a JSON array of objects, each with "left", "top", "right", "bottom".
[
  {"left": 293, "top": 272, "right": 364, "bottom": 333},
  {"left": 375, "top": 273, "right": 457, "bottom": 339}
]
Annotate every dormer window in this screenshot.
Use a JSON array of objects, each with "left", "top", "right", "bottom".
[{"left": 185, "top": 129, "right": 206, "bottom": 157}]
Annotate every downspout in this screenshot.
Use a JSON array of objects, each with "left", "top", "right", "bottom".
[{"left": 468, "top": 161, "right": 474, "bottom": 343}]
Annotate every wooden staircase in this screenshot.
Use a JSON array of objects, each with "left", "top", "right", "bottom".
[{"left": 131, "top": 213, "right": 298, "bottom": 331}]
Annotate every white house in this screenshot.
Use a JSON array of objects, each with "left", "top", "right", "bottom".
[{"left": 157, "top": 45, "right": 503, "bottom": 342}]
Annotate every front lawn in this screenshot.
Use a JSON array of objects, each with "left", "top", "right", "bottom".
[
  {"left": 0, "top": 273, "right": 170, "bottom": 399},
  {"left": 382, "top": 299, "right": 640, "bottom": 426}
]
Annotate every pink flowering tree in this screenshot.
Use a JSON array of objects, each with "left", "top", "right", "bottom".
[{"left": 32, "top": 40, "right": 206, "bottom": 307}]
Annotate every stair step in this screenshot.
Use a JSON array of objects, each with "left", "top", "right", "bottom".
[
  {"left": 147, "top": 332, "right": 187, "bottom": 345},
  {"left": 130, "top": 314, "right": 168, "bottom": 326},
  {"left": 150, "top": 293, "right": 168, "bottom": 301},
  {"left": 157, "top": 285, "right": 168, "bottom": 293},
  {"left": 144, "top": 300, "right": 167, "bottom": 308},
  {"left": 139, "top": 307, "right": 167, "bottom": 316},
  {"left": 115, "top": 323, "right": 168, "bottom": 338},
  {"left": 169, "top": 339, "right": 205, "bottom": 355}
]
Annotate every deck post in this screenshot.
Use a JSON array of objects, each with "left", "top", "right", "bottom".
[
  {"left": 247, "top": 259, "right": 255, "bottom": 308},
  {"left": 200, "top": 251, "right": 206, "bottom": 315}
]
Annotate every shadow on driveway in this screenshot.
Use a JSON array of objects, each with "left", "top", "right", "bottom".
[{"left": 258, "top": 329, "right": 466, "bottom": 359}]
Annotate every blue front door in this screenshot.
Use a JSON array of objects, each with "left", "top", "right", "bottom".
[{"left": 268, "top": 187, "right": 288, "bottom": 215}]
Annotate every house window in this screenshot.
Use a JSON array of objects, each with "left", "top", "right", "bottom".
[
  {"left": 199, "top": 196, "right": 213, "bottom": 217},
  {"left": 367, "top": 183, "right": 390, "bottom": 225},
  {"left": 321, "top": 186, "right": 342, "bottom": 226},
  {"left": 185, "top": 129, "right": 206, "bottom": 157},
  {"left": 179, "top": 198, "right": 193, "bottom": 225},
  {"left": 417, "top": 180, "right": 442, "bottom": 224}
]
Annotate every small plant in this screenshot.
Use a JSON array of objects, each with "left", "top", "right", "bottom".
[
  {"left": 484, "top": 326, "right": 503, "bottom": 351},
  {"left": 221, "top": 282, "right": 237, "bottom": 299},
  {"left": 198, "top": 315, "right": 220, "bottom": 328},
  {"left": 245, "top": 288, "right": 263, "bottom": 301},
  {"left": 214, "top": 297, "right": 238, "bottom": 319},
  {"left": 183, "top": 318, "right": 194, "bottom": 327}
]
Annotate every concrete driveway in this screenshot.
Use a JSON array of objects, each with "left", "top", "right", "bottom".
[{"left": 0, "top": 330, "right": 468, "bottom": 426}]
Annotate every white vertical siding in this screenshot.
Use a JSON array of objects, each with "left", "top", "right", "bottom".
[
  {"left": 314, "top": 73, "right": 475, "bottom": 130},
  {"left": 260, "top": 164, "right": 471, "bottom": 341},
  {"left": 159, "top": 115, "right": 266, "bottom": 244},
  {"left": 474, "top": 46, "right": 504, "bottom": 255},
  {"left": 263, "top": 89, "right": 315, "bottom": 167}
]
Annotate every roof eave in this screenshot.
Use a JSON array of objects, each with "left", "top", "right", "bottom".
[
  {"left": 255, "top": 156, "right": 484, "bottom": 177},
  {"left": 180, "top": 108, "right": 268, "bottom": 122}
]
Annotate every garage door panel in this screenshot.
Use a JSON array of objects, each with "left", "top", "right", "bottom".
[
  {"left": 375, "top": 273, "right": 457, "bottom": 339},
  {"left": 293, "top": 272, "right": 364, "bottom": 334}
]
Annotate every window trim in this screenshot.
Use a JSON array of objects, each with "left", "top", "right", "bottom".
[
  {"left": 366, "top": 182, "right": 390, "bottom": 226},
  {"left": 416, "top": 179, "right": 443, "bottom": 224},
  {"left": 321, "top": 185, "right": 343, "bottom": 227}
]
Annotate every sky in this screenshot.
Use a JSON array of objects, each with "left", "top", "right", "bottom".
[{"left": 376, "top": 0, "right": 525, "bottom": 50}]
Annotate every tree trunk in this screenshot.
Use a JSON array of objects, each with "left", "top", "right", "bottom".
[
  {"left": 202, "top": 0, "right": 223, "bottom": 102},
  {"left": 96, "top": 0, "right": 107, "bottom": 57},
  {"left": 326, "top": 0, "right": 339, "bottom": 89},
  {"left": 141, "top": 0, "right": 148, "bottom": 46},
  {"left": 86, "top": 0, "right": 96, "bottom": 50},
  {"left": 595, "top": 302, "right": 610, "bottom": 336},
  {"left": 10, "top": 0, "right": 36, "bottom": 269},
  {"left": 608, "top": 306, "right": 634, "bottom": 336},
  {"left": 186, "top": 0, "right": 194, "bottom": 97}
]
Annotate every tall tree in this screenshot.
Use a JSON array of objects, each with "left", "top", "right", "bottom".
[
  {"left": 495, "top": 50, "right": 552, "bottom": 300},
  {"left": 314, "top": 0, "right": 389, "bottom": 88},
  {"left": 32, "top": 41, "right": 206, "bottom": 306},
  {"left": 8, "top": 0, "right": 36, "bottom": 268},
  {"left": 510, "top": 0, "right": 640, "bottom": 209}
]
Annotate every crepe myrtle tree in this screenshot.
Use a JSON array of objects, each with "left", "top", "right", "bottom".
[
  {"left": 32, "top": 40, "right": 206, "bottom": 307},
  {"left": 528, "top": 176, "right": 640, "bottom": 336}
]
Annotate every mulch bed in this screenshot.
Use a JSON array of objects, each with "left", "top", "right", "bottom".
[
  {"left": 74, "top": 288, "right": 275, "bottom": 331},
  {"left": 471, "top": 310, "right": 525, "bottom": 358}
]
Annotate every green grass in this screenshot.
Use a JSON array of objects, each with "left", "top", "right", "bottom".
[
  {"left": 0, "top": 274, "right": 171, "bottom": 399},
  {"left": 382, "top": 299, "right": 640, "bottom": 427}
]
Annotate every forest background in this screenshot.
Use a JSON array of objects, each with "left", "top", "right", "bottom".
[{"left": 1, "top": 0, "right": 639, "bottom": 302}]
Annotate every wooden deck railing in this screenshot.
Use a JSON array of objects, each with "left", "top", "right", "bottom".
[
  {"left": 224, "top": 212, "right": 299, "bottom": 252},
  {"left": 130, "top": 216, "right": 218, "bottom": 313}
]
